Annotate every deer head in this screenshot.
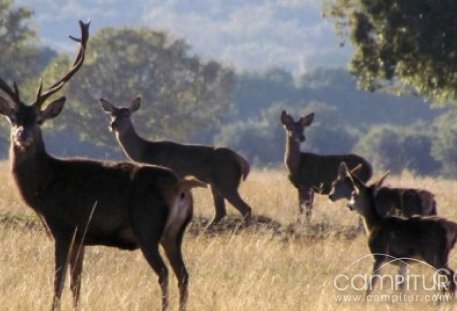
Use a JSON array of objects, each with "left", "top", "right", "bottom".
[
  {"left": 339, "top": 162, "right": 370, "bottom": 213},
  {"left": 328, "top": 163, "right": 364, "bottom": 202},
  {"left": 280, "top": 110, "right": 314, "bottom": 143},
  {"left": 100, "top": 95, "right": 141, "bottom": 134},
  {"left": 0, "top": 20, "right": 90, "bottom": 153}
]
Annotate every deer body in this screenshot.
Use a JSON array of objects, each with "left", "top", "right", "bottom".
[
  {"left": 341, "top": 162, "right": 457, "bottom": 296},
  {"left": 281, "top": 110, "right": 372, "bottom": 221},
  {"left": 0, "top": 21, "right": 201, "bottom": 311},
  {"left": 329, "top": 164, "right": 437, "bottom": 218},
  {"left": 101, "top": 97, "right": 251, "bottom": 225}
]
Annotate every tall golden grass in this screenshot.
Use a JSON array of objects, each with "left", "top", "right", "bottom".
[{"left": 1, "top": 161, "right": 457, "bottom": 310}]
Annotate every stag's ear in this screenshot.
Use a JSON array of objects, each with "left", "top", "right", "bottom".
[
  {"left": 299, "top": 113, "right": 314, "bottom": 127},
  {"left": 0, "top": 96, "right": 13, "bottom": 118},
  {"left": 38, "top": 97, "right": 65, "bottom": 123},
  {"left": 129, "top": 95, "right": 141, "bottom": 113},
  {"left": 100, "top": 98, "right": 116, "bottom": 114}
]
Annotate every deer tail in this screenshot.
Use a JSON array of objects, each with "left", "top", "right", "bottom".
[
  {"left": 233, "top": 152, "right": 250, "bottom": 181},
  {"left": 163, "top": 178, "right": 206, "bottom": 239}
]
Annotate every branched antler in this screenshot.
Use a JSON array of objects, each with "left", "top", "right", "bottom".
[{"left": 33, "top": 20, "right": 91, "bottom": 108}]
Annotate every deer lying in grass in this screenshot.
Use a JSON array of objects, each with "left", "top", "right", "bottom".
[
  {"left": 329, "top": 165, "right": 437, "bottom": 217},
  {"left": 280, "top": 110, "right": 372, "bottom": 222},
  {"left": 0, "top": 21, "right": 203, "bottom": 311},
  {"left": 339, "top": 162, "right": 457, "bottom": 296},
  {"left": 100, "top": 96, "right": 252, "bottom": 226}
]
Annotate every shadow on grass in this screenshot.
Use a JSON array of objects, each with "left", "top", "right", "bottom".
[
  {"left": 188, "top": 214, "right": 361, "bottom": 241},
  {"left": 0, "top": 212, "right": 362, "bottom": 241}
]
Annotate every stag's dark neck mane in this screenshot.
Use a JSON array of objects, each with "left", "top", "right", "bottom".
[{"left": 10, "top": 131, "right": 56, "bottom": 209}]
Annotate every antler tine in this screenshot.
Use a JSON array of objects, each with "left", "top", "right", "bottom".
[
  {"left": 0, "top": 78, "right": 20, "bottom": 108},
  {"left": 34, "top": 20, "right": 90, "bottom": 108}
]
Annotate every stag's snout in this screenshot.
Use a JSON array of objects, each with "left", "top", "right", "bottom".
[{"left": 13, "top": 127, "right": 34, "bottom": 149}]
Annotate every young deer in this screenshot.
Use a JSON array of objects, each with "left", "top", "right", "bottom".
[
  {"left": 100, "top": 96, "right": 252, "bottom": 225},
  {"left": 0, "top": 21, "right": 203, "bottom": 311},
  {"left": 329, "top": 165, "right": 437, "bottom": 217},
  {"left": 280, "top": 110, "right": 372, "bottom": 222},
  {"left": 341, "top": 162, "right": 457, "bottom": 296}
]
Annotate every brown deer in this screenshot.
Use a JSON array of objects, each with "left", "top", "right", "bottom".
[
  {"left": 280, "top": 110, "right": 372, "bottom": 222},
  {"left": 329, "top": 165, "right": 437, "bottom": 217},
  {"left": 99, "top": 96, "right": 252, "bottom": 226},
  {"left": 0, "top": 21, "right": 203, "bottom": 311},
  {"left": 340, "top": 162, "right": 457, "bottom": 296}
]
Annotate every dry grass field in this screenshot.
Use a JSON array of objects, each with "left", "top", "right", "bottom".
[{"left": 1, "top": 160, "right": 457, "bottom": 310}]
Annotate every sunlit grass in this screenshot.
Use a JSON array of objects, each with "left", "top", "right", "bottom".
[{"left": 0, "top": 162, "right": 457, "bottom": 310}]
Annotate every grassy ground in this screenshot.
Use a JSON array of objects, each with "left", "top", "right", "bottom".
[{"left": 0, "top": 161, "right": 457, "bottom": 310}]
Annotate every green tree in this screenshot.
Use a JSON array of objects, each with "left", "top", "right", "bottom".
[
  {"left": 324, "top": 0, "right": 457, "bottom": 103},
  {"left": 42, "top": 27, "right": 235, "bottom": 145},
  {"left": 355, "top": 124, "right": 439, "bottom": 175},
  {"left": 431, "top": 110, "right": 457, "bottom": 176},
  {"left": 0, "top": 0, "right": 40, "bottom": 83}
]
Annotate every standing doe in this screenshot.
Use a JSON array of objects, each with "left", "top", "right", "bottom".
[
  {"left": 100, "top": 96, "right": 252, "bottom": 225},
  {"left": 0, "top": 21, "right": 203, "bottom": 311},
  {"left": 340, "top": 162, "right": 457, "bottom": 296},
  {"left": 280, "top": 110, "right": 372, "bottom": 222},
  {"left": 329, "top": 165, "right": 437, "bottom": 218}
]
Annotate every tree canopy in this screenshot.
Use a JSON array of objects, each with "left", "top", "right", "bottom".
[
  {"left": 41, "top": 27, "right": 235, "bottom": 145},
  {"left": 0, "top": 0, "right": 40, "bottom": 83},
  {"left": 324, "top": 0, "right": 457, "bottom": 104}
]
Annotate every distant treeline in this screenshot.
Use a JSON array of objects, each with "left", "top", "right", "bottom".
[{"left": 1, "top": 1, "right": 455, "bottom": 177}]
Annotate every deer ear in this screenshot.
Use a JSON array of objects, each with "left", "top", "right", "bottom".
[
  {"left": 373, "top": 171, "right": 390, "bottom": 188},
  {"left": 100, "top": 98, "right": 116, "bottom": 114},
  {"left": 38, "top": 97, "right": 65, "bottom": 122},
  {"left": 349, "top": 164, "right": 362, "bottom": 176},
  {"left": 129, "top": 96, "right": 141, "bottom": 113},
  {"left": 338, "top": 162, "right": 349, "bottom": 178},
  {"left": 0, "top": 96, "right": 13, "bottom": 118},
  {"left": 280, "top": 110, "right": 291, "bottom": 125},
  {"left": 299, "top": 113, "right": 314, "bottom": 126}
]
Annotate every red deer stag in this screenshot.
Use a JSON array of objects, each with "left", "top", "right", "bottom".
[
  {"left": 99, "top": 96, "right": 252, "bottom": 226},
  {"left": 340, "top": 162, "right": 457, "bottom": 296},
  {"left": 329, "top": 165, "right": 437, "bottom": 218},
  {"left": 0, "top": 21, "right": 203, "bottom": 311},
  {"left": 280, "top": 110, "right": 372, "bottom": 222}
]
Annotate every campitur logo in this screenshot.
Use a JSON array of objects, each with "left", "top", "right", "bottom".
[{"left": 332, "top": 253, "right": 454, "bottom": 303}]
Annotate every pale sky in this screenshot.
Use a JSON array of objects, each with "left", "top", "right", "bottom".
[{"left": 18, "top": 0, "right": 351, "bottom": 75}]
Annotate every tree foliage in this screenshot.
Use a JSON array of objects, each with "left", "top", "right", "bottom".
[
  {"left": 0, "top": 0, "right": 40, "bottom": 83},
  {"left": 324, "top": 0, "right": 457, "bottom": 103},
  {"left": 355, "top": 124, "right": 440, "bottom": 175},
  {"left": 42, "top": 27, "right": 235, "bottom": 145}
]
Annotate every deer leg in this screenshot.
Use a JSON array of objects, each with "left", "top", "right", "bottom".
[
  {"left": 210, "top": 185, "right": 226, "bottom": 225},
  {"left": 397, "top": 262, "right": 407, "bottom": 291},
  {"left": 69, "top": 244, "right": 85, "bottom": 308},
  {"left": 218, "top": 188, "right": 252, "bottom": 223},
  {"left": 298, "top": 188, "right": 312, "bottom": 224},
  {"left": 131, "top": 201, "right": 170, "bottom": 310},
  {"left": 366, "top": 257, "right": 383, "bottom": 296},
  {"left": 52, "top": 237, "right": 72, "bottom": 311},
  {"left": 306, "top": 189, "right": 314, "bottom": 220},
  {"left": 161, "top": 218, "right": 191, "bottom": 311}
]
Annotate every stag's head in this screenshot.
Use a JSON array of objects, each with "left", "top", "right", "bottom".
[
  {"left": 280, "top": 110, "right": 314, "bottom": 143},
  {"left": 100, "top": 96, "right": 141, "bottom": 134},
  {"left": 0, "top": 21, "right": 89, "bottom": 152}
]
